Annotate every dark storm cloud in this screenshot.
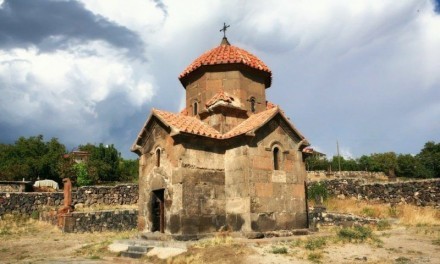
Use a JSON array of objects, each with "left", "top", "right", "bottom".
[
  {"left": 0, "top": 0, "right": 144, "bottom": 55},
  {"left": 435, "top": 0, "right": 440, "bottom": 12}
]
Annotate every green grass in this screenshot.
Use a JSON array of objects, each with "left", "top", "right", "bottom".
[
  {"left": 270, "top": 246, "right": 288, "bottom": 254},
  {"left": 377, "top": 219, "right": 391, "bottom": 231},
  {"left": 308, "top": 252, "right": 323, "bottom": 263},
  {"left": 304, "top": 237, "right": 327, "bottom": 251},
  {"left": 338, "top": 226, "right": 373, "bottom": 242}
]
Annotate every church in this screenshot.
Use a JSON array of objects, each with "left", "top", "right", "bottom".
[{"left": 131, "top": 28, "right": 310, "bottom": 238}]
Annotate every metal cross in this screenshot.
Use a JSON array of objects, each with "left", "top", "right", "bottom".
[{"left": 220, "top": 22, "right": 230, "bottom": 38}]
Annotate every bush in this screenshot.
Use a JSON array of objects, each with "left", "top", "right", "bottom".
[
  {"left": 338, "top": 226, "right": 373, "bottom": 242},
  {"left": 304, "top": 237, "right": 327, "bottom": 250},
  {"left": 73, "top": 163, "right": 92, "bottom": 186},
  {"left": 377, "top": 220, "right": 391, "bottom": 231},
  {"left": 271, "top": 246, "right": 288, "bottom": 254},
  {"left": 308, "top": 182, "right": 329, "bottom": 202}
]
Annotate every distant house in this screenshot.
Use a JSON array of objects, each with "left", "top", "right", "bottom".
[
  {"left": 63, "top": 150, "right": 90, "bottom": 164},
  {"left": 302, "top": 147, "right": 326, "bottom": 159}
]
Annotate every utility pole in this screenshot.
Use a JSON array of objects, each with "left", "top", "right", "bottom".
[{"left": 337, "top": 140, "right": 341, "bottom": 173}]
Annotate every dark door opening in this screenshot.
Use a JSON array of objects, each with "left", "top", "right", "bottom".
[{"left": 151, "top": 189, "right": 165, "bottom": 233}]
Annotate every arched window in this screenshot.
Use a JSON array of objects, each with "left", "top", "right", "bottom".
[
  {"left": 156, "top": 149, "right": 161, "bottom": 167},
  {"left": 273, "top": 147, "right": 279, "bottom": 170},
  {"left": 193, "top": 102, "right": 198, "bottom": 116},
  {"left": 250, "top": 97, "right": 256, "bottom": 113}
]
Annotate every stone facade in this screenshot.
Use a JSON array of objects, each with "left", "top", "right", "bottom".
[
  {"left": 0, "top": 184, "right": 138, "bottom": 216},
  {"left": 132, "top": 37, "right": 310, "bottom": 237}
]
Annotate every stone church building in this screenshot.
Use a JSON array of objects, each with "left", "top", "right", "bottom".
[{"left": 131, "top": 35, "right": 310, "bottom": 238}]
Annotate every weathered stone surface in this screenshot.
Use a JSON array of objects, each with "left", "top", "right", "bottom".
[
  {"left": 46, "top": 209, "right": 138, "bottom": 233},
  {"left": 0, "top": 184, "right": 138, "bottom": 216},
  {"left": 310, "top": 179, "right": 440, "bottom": 208}
]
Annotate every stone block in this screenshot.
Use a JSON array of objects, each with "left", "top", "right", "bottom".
[{"left": 255, "top": 183, "right": 273, "bottom": 198}]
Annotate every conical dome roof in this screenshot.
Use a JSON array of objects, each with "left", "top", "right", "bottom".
[{"left": 179, "top": 38, "right": 272, "bottom": 87}]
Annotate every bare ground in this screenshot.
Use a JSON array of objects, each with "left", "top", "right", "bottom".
[{"left": 0, "top": 219, "right": 439, "bottom": 264}]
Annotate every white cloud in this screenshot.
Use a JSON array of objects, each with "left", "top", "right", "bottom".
[
  {"left": 0, "top": 40, "right": 154, "bottom": 143},
  {"left": 1, "top": 0, "right": 439, "bottom": 157}
]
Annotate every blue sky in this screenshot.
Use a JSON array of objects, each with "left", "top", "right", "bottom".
[{"left": 0, "top": 0, "right": 439, "bottom": 159}]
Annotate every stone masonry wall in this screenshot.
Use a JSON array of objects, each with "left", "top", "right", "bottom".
[
  {"left": 317, "top": 178, "right": 440, "bottom": 207},
  {"left": 62, "top": 209, "right": 138, "bottom": 233},
  {"left": 0, "top": 184, "right": 138, "bottom": 216},
  {"left": 0, "top": 181, "right": 33, "bottom": 192},
  {"left": 307, "top": 171, "right": 388, "bottom": 182}
]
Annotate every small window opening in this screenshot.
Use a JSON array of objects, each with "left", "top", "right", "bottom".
[
  {"left": 250, "top": 97, "right": 256, "bottom": 113},
  {"left": 156, "top": 149, "right": 161, "bottom": 167},
  {"left": 193, "top": 102, "right": 198, "bottom": 116},
  {"left": 273, "top": 147, "right": 279, "bottom": 170}
]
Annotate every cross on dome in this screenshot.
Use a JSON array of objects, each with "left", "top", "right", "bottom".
[{"left": 219, "top": 22, "right": 230, "bottom": 38}]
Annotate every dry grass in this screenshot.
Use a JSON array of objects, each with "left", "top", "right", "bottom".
[
  {"left": 322, "top": 198, "right": 440, "bottom": 226},
  {"left": 0, "top": 214, "right": 59, "bottom": 238},
  {"left": 193, "top": 233, "right": 234, "bottom": 248}
]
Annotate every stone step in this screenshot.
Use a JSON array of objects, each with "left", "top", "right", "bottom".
[
  {"left": 120, "top": 245, "right": 153, "bottom": 259},
  {"left": 127, "top": 245, "right": 151, "bottom": 253},
  {"left": 120, "top": 251, "right": 144, "bottom": 259}
]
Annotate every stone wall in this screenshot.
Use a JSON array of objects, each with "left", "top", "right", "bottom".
[
  {"left": 0, "top": 181, "right": 33, "bottom": 192},
  {"left": 0, "top": 184, "right": 138, "bottom": 216},
  {"left": 309, "top": 206, "right": 379, "bottom": 228},
  {"left": 307, "top": 171, "right": 388, "bottom": 182},
  {"left": 317, "top": 178, "right": 440, "bottom": 207},
  {"left": 41, "top": 209, "right": 138, "bottom": 233}
]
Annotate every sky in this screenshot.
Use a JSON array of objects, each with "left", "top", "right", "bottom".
[{"left": 0, "top": 0, "right": 439, "bottom": 159}]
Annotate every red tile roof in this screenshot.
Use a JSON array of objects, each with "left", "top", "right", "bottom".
[
  {"left": 153, "top": 109, "right": 222, "bottom": 138},
  {"left": 132, "top": 103, "right": 309, "bottom": 152},
  {"left": 151, "top": 106, "right": 287, "bottom": 139},
  {"left": 179, "top": 43, "right": 272, "bottom": 81}
]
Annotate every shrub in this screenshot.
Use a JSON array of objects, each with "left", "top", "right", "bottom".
[
  {"left": 377, "top": 220, "right": 391, "bottom": 231},
  {"left": 271, "top": 246, "right": 288, "bottom": 254},
  {"left": 304, "top": 237, "right": 327, "bottom": 250},
  {"left": 308, "top": 182, "right": 329, "bottom": 202},
  {"left": 338, "top": 226, "right": 373, "bottom": 242},
  {"left": 308, "top": 252, "right": 323, "bottom": 263}
]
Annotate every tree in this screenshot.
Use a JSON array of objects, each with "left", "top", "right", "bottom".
[
  {"left": 396, "top": 154, "right": 432, "bottom": 178},
  {"left": 305, "top": 156, "right": 329, "bottom": 171},
  {"left": 79, "top": 143, "right": 120, "bottom": 182},
  {"left": 417, "top": 141, "right": 440, "bottom": 178},
  {"left": 359, "top": 152, "right": 397, "bottom": 175},
  {"left": 118, "top": 158, "right": 139, "bottom": 182},
  {"left": 0, "top": 135, "right": 66, "bottom": 182},
  {"left": 73, "top": 163, "right": 92, "bottom": 186}
]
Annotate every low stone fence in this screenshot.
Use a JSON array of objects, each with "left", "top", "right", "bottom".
[
  {"left": 41, "top": 209, "right": 138, "bottom": 233},
  {"left": 316, "top": 178, "right": 440, "bottom": 207},
  {"left": 0, "top": 184, "right": 139, "bottom": 216},
  {"left": 307, "top": 171, "right": 388, "bottom": 182},
  {"left": 0, "top": 181, "right": 33, "bottom": 192},
  {"left": 309, "top": 206, "right": 379, "bottom": 228}
]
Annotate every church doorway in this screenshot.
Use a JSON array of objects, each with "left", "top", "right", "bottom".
[{"left": 151, "top": 189, "right": 165, "bottom": 233}]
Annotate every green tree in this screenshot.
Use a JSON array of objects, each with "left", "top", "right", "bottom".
[
  {"left": 0, "top": 135, "right": 66, "bottom": 182},
  {"left": 359, "top": 152, "right": 397, "bottom": 175},
  {"left": 396, "top": 154, "right": 432, "bottom": 178},
  {"left": 79, "top": 143, "right": 120, "bottom": 182},
  {"left": 417, "top": 141, "right": 440, "bottom": 178},
  {"left": 305, "top": 156, "right": 329, "bottom": 171},
  {"left": 118, "top": 158, "right": 139, "bottom": 182},
  {"left": 73, "top": 163, "right": 92, "bottom": 186}
]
